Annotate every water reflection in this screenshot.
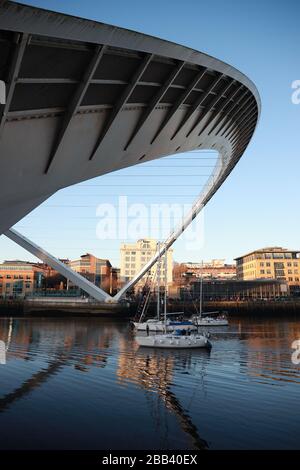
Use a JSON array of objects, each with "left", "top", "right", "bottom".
[
  {"left": 0, "top": 316, "right": 300, "bottom": 449},
  {"left": 118, "top": 335, "right": 210, "bottom": 449}
]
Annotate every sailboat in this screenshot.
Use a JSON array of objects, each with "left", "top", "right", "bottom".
[
  {"left": 133, "top": 243, "right": 196, "bottom": 333},
  {"left": 136, "top": 245, "right": 211, "bottom": 349},
  {"left": 192, "top": 261, "right": 229, "bottom": 327}
]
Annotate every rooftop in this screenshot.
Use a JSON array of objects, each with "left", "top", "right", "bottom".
[{"left": 235, "top": 247, "right": 300, "bottom": 260}]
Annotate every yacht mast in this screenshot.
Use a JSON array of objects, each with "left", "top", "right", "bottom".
[
  {"left": 164, "top": 244, "right": 167, "bottom": 326},
  {"left": 199, "top": 260, "right": 203, "bottom": 319},
  {"left": 157, "top": 241, "right": 161, "bottom": 320}
]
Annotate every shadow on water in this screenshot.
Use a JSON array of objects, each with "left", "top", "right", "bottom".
[
  {"left": 0, "top": 356, "right": 68, "bottom": 414},
  {"left": 0, "top": 317, "right": 209, "bottom": 449}
]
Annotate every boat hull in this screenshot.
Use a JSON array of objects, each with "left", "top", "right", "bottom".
[
  {"left": 135, "top": 334, "right": 211, "bottom": 349},
  {"left": 133, "top": 321, "right": 197, "bottom": 332},
  {"left": 196, "top": 319, "right": 229, "bottom": 327}
]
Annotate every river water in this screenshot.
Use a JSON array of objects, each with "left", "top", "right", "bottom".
[{"left": 0, "top": 315, "right": 299, "bottom": 450}]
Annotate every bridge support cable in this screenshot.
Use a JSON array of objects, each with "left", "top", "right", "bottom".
[{"left": 4, "top": 228, "right": 112, "bottom": 302}]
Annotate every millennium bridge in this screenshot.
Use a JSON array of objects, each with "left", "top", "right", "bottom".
[{"left": 0, "top": 1, "right": 260, "bottom": 302}]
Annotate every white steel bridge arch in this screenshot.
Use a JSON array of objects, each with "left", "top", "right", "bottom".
[{"left": 0, "top": 1, "right": 261, "bottom": 303}]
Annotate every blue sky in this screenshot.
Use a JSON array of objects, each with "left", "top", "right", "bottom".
[{"left": 0, "top": 0, "right": 299, "bottom": 266}]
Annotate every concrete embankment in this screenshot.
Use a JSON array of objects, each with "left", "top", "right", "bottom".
[
  {"left": 0, "top": 300, "right": 24, "bottom": 315},
  {"left": 203, "top": 300, "right": 300, "bottom": 315},
  {"left": 0, "top": 298, "right": 131, "bottom": 317},
  {"left": 144, "top": 300, "right": 300, "bottom": 317},
  {"left": 0, "top": 298, "right": 300, "bottom": 317}
]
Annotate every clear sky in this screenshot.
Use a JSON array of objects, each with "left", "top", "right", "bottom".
[{"left": 0, "top": 0, "right": 299, "bottom": 267}]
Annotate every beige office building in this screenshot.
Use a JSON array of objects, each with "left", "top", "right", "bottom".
[
  {"left": 235, "top": 247, "right": 300, "bottom": 295},
  {"left": 120, "top": 239, "right": 173, "bottom": 285}
]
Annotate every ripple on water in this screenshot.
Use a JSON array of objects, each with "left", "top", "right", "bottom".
[{"left": 0, "top": 316, "right": 300, "bottom": 449}]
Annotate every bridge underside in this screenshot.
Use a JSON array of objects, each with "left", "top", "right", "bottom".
[{"left": 0, "top": 1, "right": 260, "bottom": 301}]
